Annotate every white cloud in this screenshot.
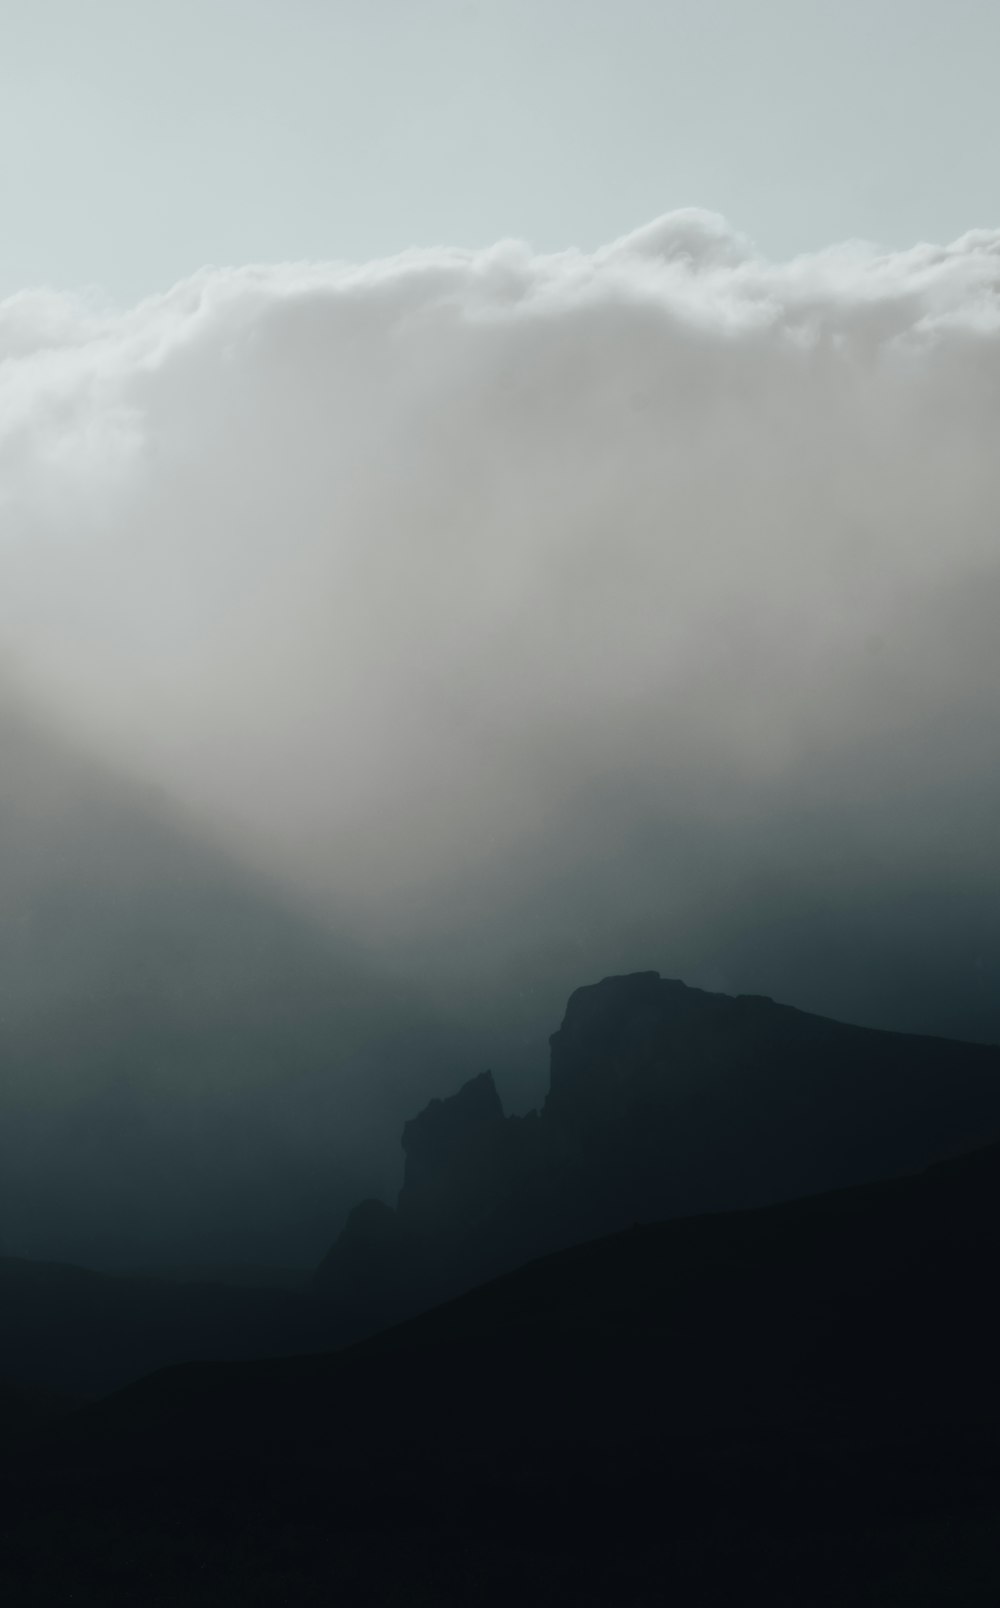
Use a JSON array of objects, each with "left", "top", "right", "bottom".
[{"left": 2, "top": 212, "right": 999, "bottom": 1021}]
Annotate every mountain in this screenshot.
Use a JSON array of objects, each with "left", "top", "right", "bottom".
[
  {"left": 314, "top": 969, "right": 1000, "bottom": 1330},
  {"left": 7, "top": 970, "right": 1000, "bottom": 1403},
  {"left": 11, "top": 1134, "right": 1000, "bottom": 1605},
  {"left": 0, "top": 1256, "right": 328, "bottom": 1398}
]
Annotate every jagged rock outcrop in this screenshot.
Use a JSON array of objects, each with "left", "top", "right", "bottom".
[
  {"left": 315, "top": 1071, "right": 542, "bottom": 1324},
  {"left": 314, "top": 972, "right": 1000, "bottom": 1329},
  {"left": 398, "top": 1070, "right": 508, "bottom": 1219}
]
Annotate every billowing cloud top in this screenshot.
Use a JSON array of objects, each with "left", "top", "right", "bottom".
[{"left": 2, "top": 211, "right": 999, "bottom": 1037}]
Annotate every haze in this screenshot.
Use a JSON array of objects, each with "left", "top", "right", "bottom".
[{"left": 1, "top": 0, "right": 998, "bottom": 1269}]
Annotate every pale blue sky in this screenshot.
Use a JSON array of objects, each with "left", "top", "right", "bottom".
[{"left": 1, "top": 0, "right": 997, "bottom": 300}]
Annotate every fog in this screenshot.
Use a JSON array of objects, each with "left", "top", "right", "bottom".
[{"left": 2, "top": 212, "right": 999, "bottom": 1266}]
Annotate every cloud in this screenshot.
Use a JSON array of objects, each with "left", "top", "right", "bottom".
[{"left": 2, "top": 211, "right": 1000, "bottom": 1045}]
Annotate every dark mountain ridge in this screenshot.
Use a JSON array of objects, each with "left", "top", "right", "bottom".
[
  {"left": 315, "top": 969, "right": 1000, "bottom": 1332},
  {"left": 6, "top": 969, "right": 1000, "bottom": 1405}
]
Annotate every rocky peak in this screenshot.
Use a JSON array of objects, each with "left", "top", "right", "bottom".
[
  {"left": 398, "top": 1071, "right": 507, "bottom": 1212},
  {"left": 546, "top": 972, "right": 727, "bottom": 1118}
]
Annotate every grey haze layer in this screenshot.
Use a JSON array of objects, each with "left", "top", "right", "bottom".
[
  {"left": 0, "top": 694, "right": 478, "bottom": 1267},
  {"left": 1, "top": 215, "right": 999, "bottom": 1265}
]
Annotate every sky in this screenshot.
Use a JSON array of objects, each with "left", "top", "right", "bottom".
[
  {"left": 1, "top": 1, "right": 999, "bottom": 1265},
  {"left": 1, "top": 0, "right": 999, "bottom": 302}
]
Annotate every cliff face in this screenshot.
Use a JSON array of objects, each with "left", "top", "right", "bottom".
[
  {"left": 542, "top": 971, "right": 1000, "bottom": 1223},
  {"left": 314, "top": 972, "right": 1000, "bottom": 1328}
]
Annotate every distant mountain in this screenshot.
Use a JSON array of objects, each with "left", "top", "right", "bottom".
[
  {"left": 315, "top": 970, "right": 1000, "bottom": 1331},
  {"left": 122, "top": 1262, "right": 310, "bottom": 1291},
  {"left": 14, "top": 1132, "right": 1000, "bottom": 1605},
  {"left": 0, "top": 1255, "right": 325, "bottom": 1397}
]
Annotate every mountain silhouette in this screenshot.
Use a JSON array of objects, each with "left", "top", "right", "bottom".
[
  {"left": 0, "top": 1255, "right": 324, "bottom": 1397},
  {"left": 315, "top": 969, "right": 1000, "bottom": 1331},
  {"left": 6, "top": 969, "right": 1000, "bottom": 1406}
]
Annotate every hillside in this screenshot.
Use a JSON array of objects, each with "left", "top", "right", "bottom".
[{"left": 10, "top": 1135, "right": 1000, "bottom": 1605}]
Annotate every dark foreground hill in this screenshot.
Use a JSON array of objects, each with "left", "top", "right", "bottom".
[
  {"left": 315, "top": 969, "right": 1000, "bottom": 1334},
  {"left": 0, "top": 1379, "right": 82, "bottom": 1438},
  {"left": 8, "top": 1136, "right": 1000, "bottom": 1606}
]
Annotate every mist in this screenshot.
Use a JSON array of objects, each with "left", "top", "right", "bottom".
[{"left": 2, "top": 211, "right": 999, "bottom": 1266}]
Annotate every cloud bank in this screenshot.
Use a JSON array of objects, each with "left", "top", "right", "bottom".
[{"left": 3, "top": 210, "right": 1000, "bottom": 1050}]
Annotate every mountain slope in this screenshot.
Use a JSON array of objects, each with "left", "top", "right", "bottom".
[{"left": 12, "top": 1136, "right": 1000, "bottom": 1606}]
